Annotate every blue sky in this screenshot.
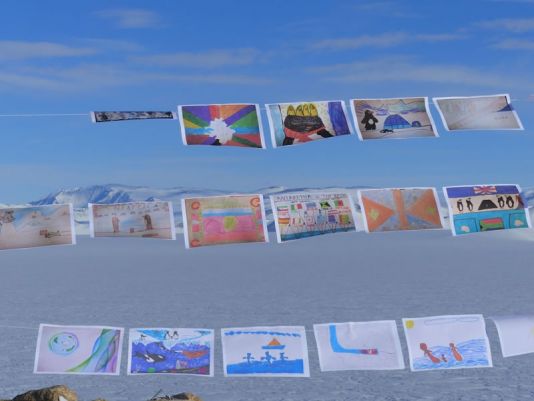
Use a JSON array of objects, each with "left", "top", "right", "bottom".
[{"left": 1, "top": 0, "right": 534, "bottom": 203}]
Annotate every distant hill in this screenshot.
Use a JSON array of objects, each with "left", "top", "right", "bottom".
[
  {"left": 25, "top": 184, "right": 375, "bottom": 234},
  {"left": 3, "top": 183, "right": 532, "bottom": 235}
]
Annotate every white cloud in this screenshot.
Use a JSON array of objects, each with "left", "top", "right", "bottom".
[
  {"left": 307, "top": 58, "right": 526, "bottom": 89},
  {"left": 0, "top": 40, "right": 95, "bottom": 61},
  {"left": 80, "top": 38, "right": 144, "bottom": 52},
  {"left": 312, "top": 32, "right": 464, "bottom": 50},
  {"left": 486, "top": 0, "right": 534, "bottom": 3},
  {"left": 415, "top": 33, "right": 467, "bottom": 42},
  {"left": 350, "top": 1, "right": 418, "bottom": 17},
  {"left": 133, "top": 48, "right": 261, "bottom": 68},
  {"left": 96, "top": 8, "right": 161, "bottom": 29},
  {"left": 477, "top": 18, "right": 534, "bottom": 32},
  {"left": 0, "top": 63, "right": 274, "bottom": 92},
  {"left": 312, "top": 33, "right": 408, "bottom": 50},
  {"left": 493, "top": 38, "right": 534, "bottom": 50}
]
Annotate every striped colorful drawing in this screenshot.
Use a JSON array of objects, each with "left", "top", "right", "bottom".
[
  {"left": 182, "top": 195, "right": 269, "bottom": 248},
  {"left": 178, "top": 104, "right": 265, "bottom": 148}
]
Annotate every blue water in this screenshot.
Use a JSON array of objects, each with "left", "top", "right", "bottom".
[
  {"left": 413, "top": 339, "right": 490, "bottom": 371},
  {"left": 281, "top": 227, "right": 354, "bottom": 241},
  {"left": 453, "top": 210, "right": 528, "bottom": 235},
  {"left": 130, "top": 341, "right": 210, "bottom": 375},
  {"left": 227, "top": 359, "right": 304, "bottom": 375}
]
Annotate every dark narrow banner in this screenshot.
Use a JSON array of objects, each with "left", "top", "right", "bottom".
[{"left": 91, "top": 111, "right": 177, "bottom": 123}]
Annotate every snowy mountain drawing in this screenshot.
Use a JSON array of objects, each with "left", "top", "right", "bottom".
[{"left": 2, "top": 183, "right": 533, "bottom": 235}]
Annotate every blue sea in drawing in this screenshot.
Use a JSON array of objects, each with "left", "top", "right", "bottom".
[
  {"left": 227, "top": 358, "right": 305, "bottom": 375},
  {"left": 281, "top": 227, "right": 354, "bottom": 241},
  {"left": 131, "top": 339, "right": 211, "bottom": 375},
  {"left": 413, "top": 339, "right": 490, "bottom": 371}
]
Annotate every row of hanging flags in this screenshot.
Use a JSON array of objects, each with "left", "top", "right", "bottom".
[
  {"left": 0, "top": 185, "right": 530, "bottom": 251},
  {"left": 90, "top": 94, "right": 523, "bottom": 147},
  {"left": 32, "top": 315, "right": 534, "bottom": 376}
]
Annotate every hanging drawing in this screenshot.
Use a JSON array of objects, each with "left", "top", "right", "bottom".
[
  {"left": 128, "top": 328, "right": 214, "bottom": 375},
  {"left": 443, "top": 184, "right": 530, "bottom": 236},
  {"left": 181, "top": 194, "right": 269, "bottom": 248},
  {"left": 0, "top": 204, "right": 76, "bottom": 251},
  {"left": 313, "top": 321, "right": 405, "bottom": 371},
  {"left": 89, "top": 201, "right": 176, "bottom": 240},
  {"left": 178, "top": 104, "right": 265, "bottom": 148},
  {"left": 271, "top": 192, "right": 357, "bottom": 242},
  {"left": 266, "top": 100, "right": 352, "bottom": 147},
  {"left": 402, "top": 315, "right": 492, "bottom": 372},
  {"left": 492, "top": 316, "right": 534, "bottom": 358},
  {"left": 221, "top": 326, "right": 310, "bottom": 377},
  {"left": 91, "top": 111, "right": 176, "bottom": 123},
  {"left": 34, "top": 324, "right": 124, "bottom": 375},
  {"left": 358, "top": 188, "right": 444, "bottom": 232},
  {"left": 351, "top": 97, "right": 438, "bottom": 140},
  {"left": 433, "top": 94, "right": 523, "bottom": 131}
]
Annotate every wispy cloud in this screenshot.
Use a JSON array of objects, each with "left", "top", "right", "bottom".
[
  {"left": 132, "top": 48, "right": 261, "bottom": 68},
  {"left": 477, "top": 18, "right": 534, "bottom": 32},
  {"left": 416, "top": 33, "right": 467, "bottom": 42},
  {"left": 350, "top": 1, "right": 419, "bottom": 18},
  {"left": 96, "top": 8, "right": 161, "bottom": 29},
  {"left": 311, "top": 32, "right": 465, "bottom": 50},
  {"left": 486, "top": 0, "right": 534, "bottom": 3},
  {"left": 312, "top": 33, "right": 408, "bottom": 50},
  {"left": 492, "top": 38, "right": 534, "bottom": 50},
  {"left": 307, "top": 57, "right": 526, "bottom": 89},
  {"left": 0, "top": 63, "right": 274, "bottom": 92},
  {"left": 0, "top": 40, "right": 95, "bottom": 61},
  {"left": 79, "top": 38, "right": 144, "bottom": 53}
]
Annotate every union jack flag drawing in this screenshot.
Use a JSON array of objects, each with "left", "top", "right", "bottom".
[{"left": 474, "top": 186, "right": 497, "bottom": 195}]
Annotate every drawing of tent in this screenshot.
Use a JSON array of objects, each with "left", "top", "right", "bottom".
[
  {"left": 384, "top": 114, "right": 411, "bottom": 130},
  {"left": 262, "top": 338, "right": 285, "bottom": 350},
  {"left": 478, "top": 199, "right": 498, "bottom": 210},
  {"left": 498, "top": 104, "right": 513, "bottom": 112}
]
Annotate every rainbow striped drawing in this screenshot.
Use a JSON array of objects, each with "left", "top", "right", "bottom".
[{"left": 178, "top": 104, "right": 265, "bottom": 148}]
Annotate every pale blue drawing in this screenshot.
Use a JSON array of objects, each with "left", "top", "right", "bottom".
[{"left": 328, "top": 325, "right": 378, "bottom": 355}]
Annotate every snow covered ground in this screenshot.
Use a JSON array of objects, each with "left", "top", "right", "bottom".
[{"left": 2, "top": 229, "right": 534, "bottom": 401}]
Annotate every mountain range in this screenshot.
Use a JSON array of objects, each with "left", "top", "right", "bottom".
[
  {"left": 23, "top": 184, "right": 372, "bottom": 234},
  {"left": 2, "top": 184, "right": 533, "bottom": 235}
]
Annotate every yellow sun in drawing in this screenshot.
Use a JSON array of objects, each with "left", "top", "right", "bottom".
[
  {"left": 405, "top": 320, "right": 415, "bottom": 329},
  {"left": 369, "top": 209, "right": 380, "bottom": 221}
]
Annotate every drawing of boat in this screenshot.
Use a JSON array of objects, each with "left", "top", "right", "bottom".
[{"left": 262, "top": 338, "right": 285, "bottom": 350}]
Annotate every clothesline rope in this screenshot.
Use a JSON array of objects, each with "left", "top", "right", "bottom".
[
  {"left": 0, "top": 324, "right": 37, "bottom": 330},
  {"left": 0, "top": 317, "right": 504, "bottom": 333},
  {"left": 0, "top": 98, "right": 532, "bottom": 118},
  {"left": 0, "top": 113, "right": 88, "bottom": 117}
]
